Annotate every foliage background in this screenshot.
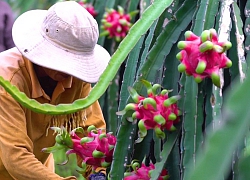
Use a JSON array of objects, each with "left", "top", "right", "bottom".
[{"left": 4, "top": 0, "right": 250, "bottom": 180}]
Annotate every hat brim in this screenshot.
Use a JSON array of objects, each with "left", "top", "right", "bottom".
[{"left": 12, "top": 10, "right": 110, "bottom": 83}]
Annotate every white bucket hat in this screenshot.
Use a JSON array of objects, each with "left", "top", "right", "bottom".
[{"left": 12, "top": 1, "right": 110, "bottom": 83}]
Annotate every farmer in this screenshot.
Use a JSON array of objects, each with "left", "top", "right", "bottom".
[
  {"left": 0, "top": 0, "right": 15, "bottom": 52},
  {"left": 0, "top": 1, "right": 110, "bottom": 180}
]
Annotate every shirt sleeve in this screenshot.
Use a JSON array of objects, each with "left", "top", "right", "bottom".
[{"left": 0, "top": 93, "right": 76, "bottom": 180}]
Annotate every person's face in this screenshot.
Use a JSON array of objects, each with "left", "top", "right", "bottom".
[{"left": 42, "top": 67, "right": 71, "bottom": 82}]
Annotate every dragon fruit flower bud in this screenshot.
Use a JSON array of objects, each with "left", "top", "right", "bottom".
[
  {"left": 117, "top": 80, "right": 181, "bottom": 142},
  {"left": 177, "top": 29, "right": 232, "bottom": 87}
]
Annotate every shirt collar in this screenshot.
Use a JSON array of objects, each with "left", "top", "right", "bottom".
[{"left": 24, "top": 57, "right": 73, "bottom": 99}]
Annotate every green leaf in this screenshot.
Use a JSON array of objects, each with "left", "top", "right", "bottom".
[{"left": 186, "top": 66, "right": 250, "bottom": 180}]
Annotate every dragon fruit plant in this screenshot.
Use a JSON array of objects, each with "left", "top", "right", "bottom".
[
  {"left": 42, "top": 125, "right": 116, "bottom": 175},
  {"left": 123, "top": 161, "right": 169, "bottom": 180},
  {"left": 117, "top": 80, "right": 181, "bottom": 143},
  {"left": 176, "top": 28, "right": 232, "bottom": 87},
  {"left": 101, "top": 6, "right": 138, "bottom": 42},
  {"left": 78, "top": 0, "right": 98, "bottom": 18}
]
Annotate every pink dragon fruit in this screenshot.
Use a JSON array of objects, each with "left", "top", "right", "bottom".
[
  {"left": 124, "top": 161, "right": 169, "bottom": 180},
  {"left": 78, "top": 0, "right": 98, "bottom": 18},
  {"left": 176, "top": 28, "right": 232, "bottom": 87},
  {"left": 101, "top": 6, "right": 136, "bottom": 41},
  {"left": 42, "top": 125, "right": 116, "bottom": 174},
  {"left": 117, "top": 80, "right": 181, "bottom": 143}
]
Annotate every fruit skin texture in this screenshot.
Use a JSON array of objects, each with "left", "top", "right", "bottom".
[
  {"left": 117, "top": 80, "right": 181, "bottom": 143},
  {"left": 101, "top": 6, "right": 132, "bottom": 42},
  {"left": 176, "top": 29, "right": 232, "bottom": 87},
  {"left": 124, "top": 162, "right": 169, "bottom": 180}
]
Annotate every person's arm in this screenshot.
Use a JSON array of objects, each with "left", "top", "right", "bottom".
[
  {"left": 3, "top": 2, "right": 15, "bottom": 50},
  {"left": 0, "top": 93, "right": 76, "bottom": 180}
]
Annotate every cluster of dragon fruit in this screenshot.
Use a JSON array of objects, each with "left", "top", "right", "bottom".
[
  {"left": 100, "top": 6, "right": 135, "bottom": 41},
  {"left": 117, "top": 80, "right": 181, "bottom": 143},
  {"left": 78, "top": 0, "right": 98, "bottom": 18},
  {"left": 176, "top": 28, "right": 232, "bottom": 87},
  {"left": 58, "top": 0, "right": 135, "bottom": 42},
  {"left": 77, "top": 1, "right": 135, "bottom": 41},
  {"left": 124, "top": 161, "right": 169, "bottom": 180},
  {"left": 42, "top": 125, "right": 116, "bottom": 174},
  {"left": 45, "top": 3, "right": 233, "bottom": 178}
]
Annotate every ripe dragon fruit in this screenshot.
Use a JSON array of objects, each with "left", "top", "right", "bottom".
[
  {"left": 101, "top": 6, "right": 137, "bottom": 41},
  {"left": 42, "top": 125, "right": 116, "bottom": 174},
  {"left": 117, "top": 80, "right": 181, "bottom": 143},
  {"left": 124, "top": 161, "right": 169, "bottom": 180},
  {"left": 176, "top": 28, "right": 232, "bottom": 87},
  {"left": 78, "top": 0, "right": 98, "bottom": 18}
]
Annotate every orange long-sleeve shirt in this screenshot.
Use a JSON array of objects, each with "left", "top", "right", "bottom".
[{"left": 0, "top": 48, "right": 106, "bottom": 180}]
